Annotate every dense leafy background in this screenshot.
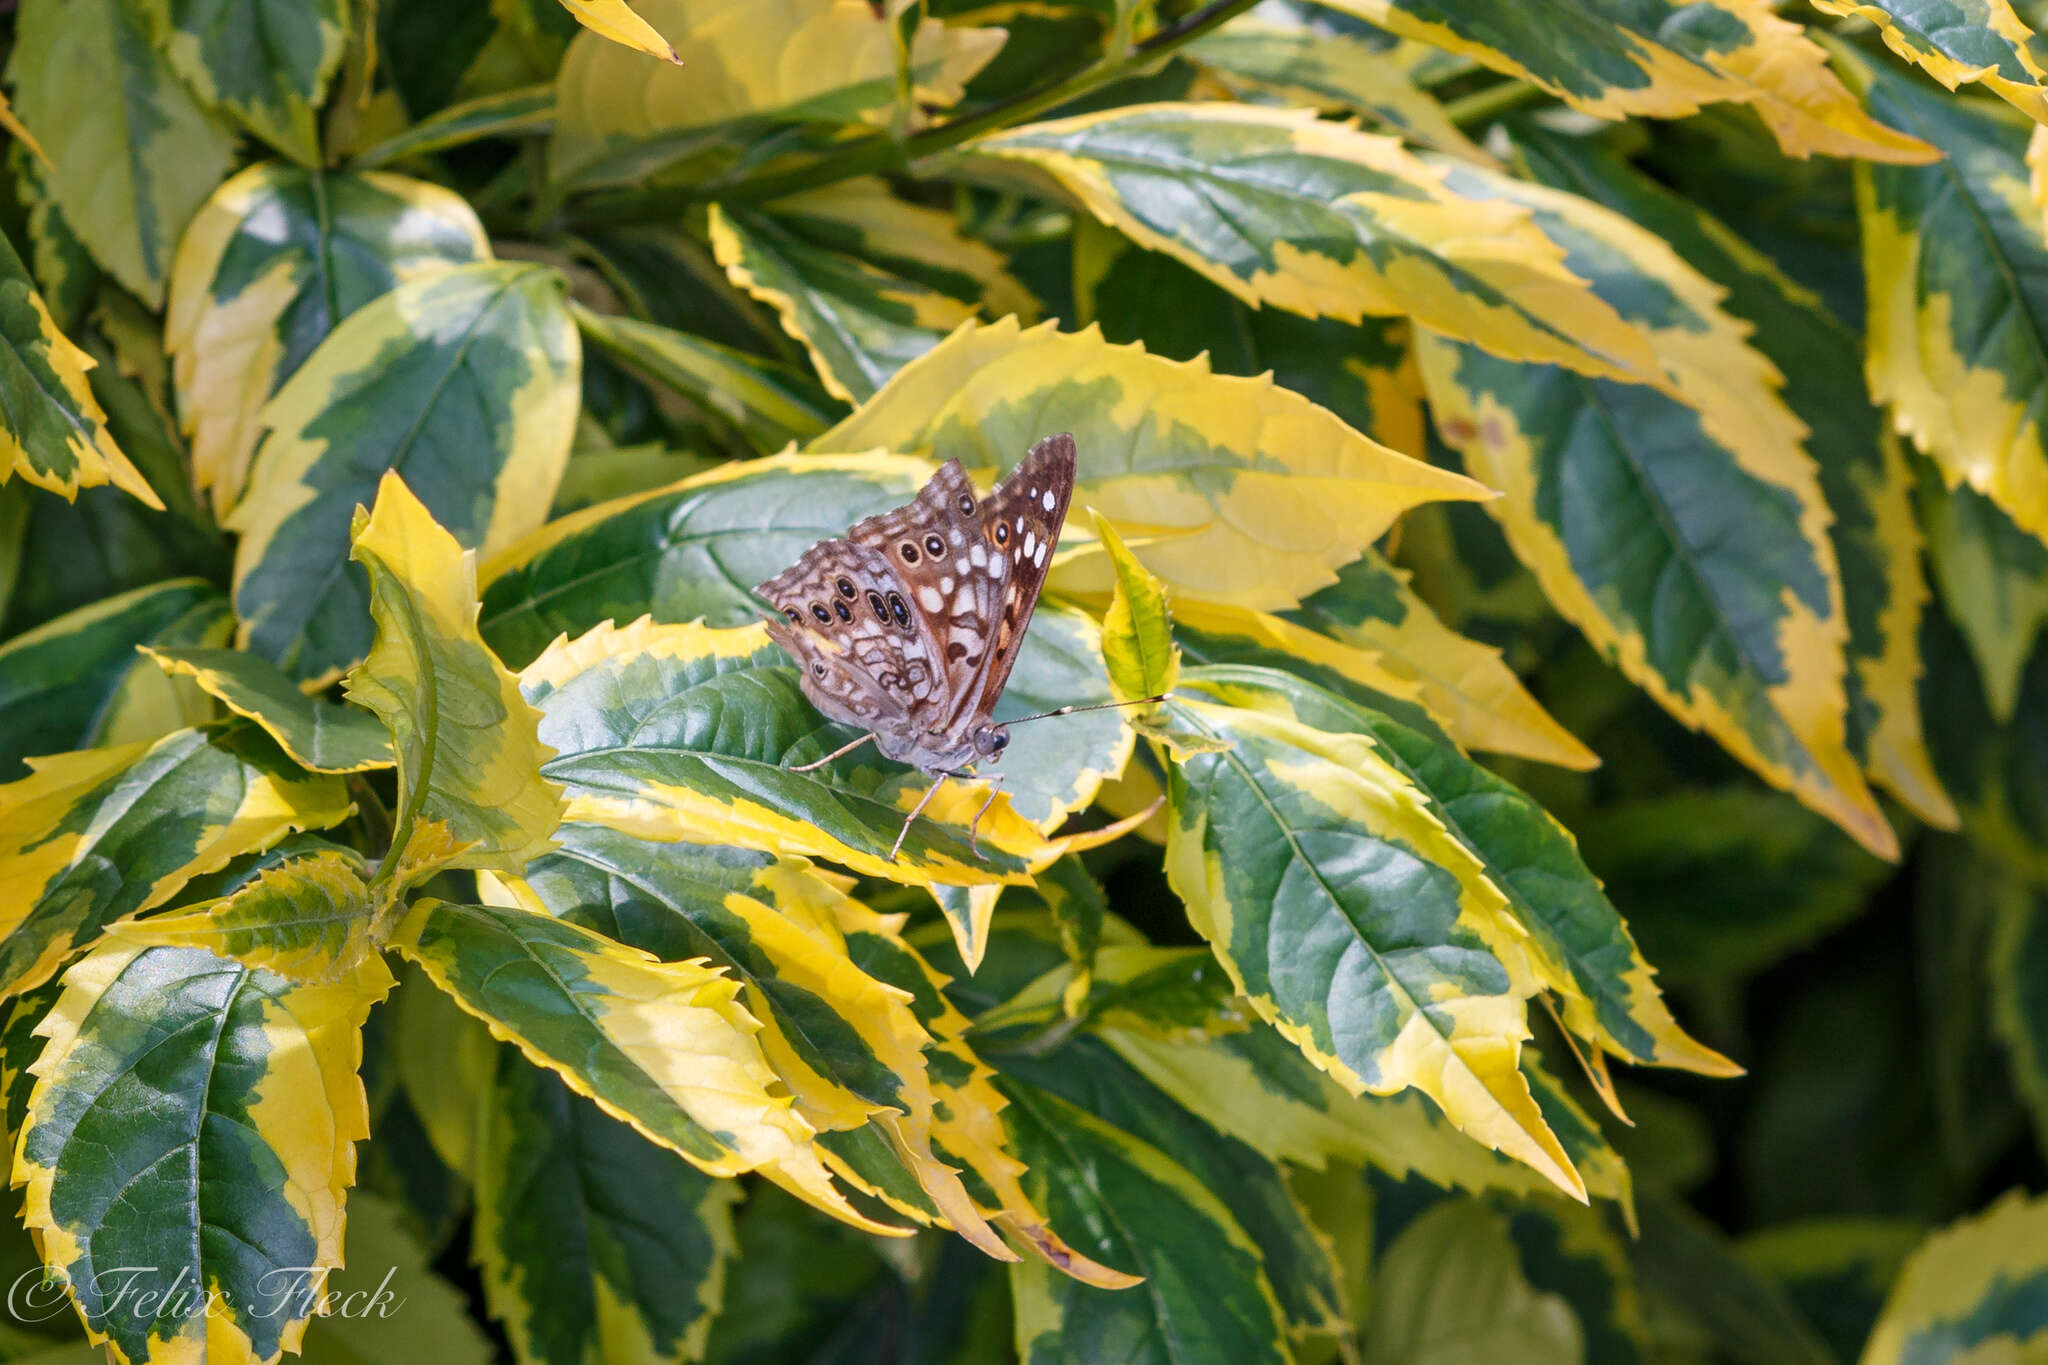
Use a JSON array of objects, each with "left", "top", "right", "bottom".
[{"left": 1, "top": 0, "right": 2047, "bottom": 1363}]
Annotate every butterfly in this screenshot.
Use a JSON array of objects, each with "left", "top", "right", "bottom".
[{"left": 758, "top": 433, "right": 1098, "bottom": 861}]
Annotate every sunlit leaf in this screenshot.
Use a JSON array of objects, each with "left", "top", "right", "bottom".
[
  {"left": 549, "top": 0, "right": 1004, "bottom": 185},
  {"left": 389, "top": 897, "right": 877, "bottom": 1230},
  {"left": 1813, "top": 0, "right": 2048, "bottom": 125},
  {"left": 143, "top": 646, "right": 393, "bottom": 774},
  {"left": 1513, "top": 125, "right": 1956, "bottom": 827},
  {"left": 813, "top": 316, "right": 1487, "bottom": 608},
  {"left": 553, "top": 0, "right": 681, "bottom": 62},
  {"left": 503, "top": 822, "right": 1018, "bottom": 1259},
  {"left": 144, "top": 848, "right": 377, "bottom": 982},
  {"left": 1188, "top": 16, "right": 1490, "bottom": 162},
  {"left": 166, "top": 164, "right": 491, "bottom": 517},
  {"left": 5, "top": 0, "right": 238, "bottom": 306},
  {"left": 345, "top": 472, "right": 565, "bottom": 882},
  {"left": 1186, "top": 667, "right": 1730, "bottom": 1080},
  {"left": 1848, "top": 44, "right": 2048, "bottom": 548},
  {"left": 1415, "top": 155, "right": 1896, "bottom": 858},
  {"left": 230, "top": 262, "right": 579, "bottom": 685},
  {"left": 519, "top": 616, "right": 1057, "bottom": 888},
  {"left": 1094, "top": 510, "right": 1180, "bottom": 705},
  {"left": 1157, "top": 672, "right": 1584, "bottom": 1199},
  {"left": 974, "top": 103, "right": 1674, "bottom": 392},
  {"left": 0, "top": 229, "right": 161, "bottom": 509},
  {"left": 0, "top": 723, "right": 350, "bottom": 998},
  {"left": 15, "top": 922, "right": 391, "bottom": 1365},
  {"left": 479, "top": 450, "right": 922, "bottom": 659},
  {"left": 1312, "top": 0, "right": 1935, "bottom": 162}
]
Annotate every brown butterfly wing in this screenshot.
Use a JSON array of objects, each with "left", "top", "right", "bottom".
[
  {"left": 846, "top": 459, "right": 1008, "bottom": 714},
  {"left": 756, "top": 538, "right": 951, "bottom": 737},
  {"left": 966, "top": 433, "right": 1075, "bottom": 717}
]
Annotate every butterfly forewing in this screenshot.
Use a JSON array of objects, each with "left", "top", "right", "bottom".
[{"left": 968, "top": 433, "right": 1075, "bottom": 717}]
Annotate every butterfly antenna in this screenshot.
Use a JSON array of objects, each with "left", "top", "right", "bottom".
[{"left": 1005, "top": 694, "right": 1169, "bottom": 726}]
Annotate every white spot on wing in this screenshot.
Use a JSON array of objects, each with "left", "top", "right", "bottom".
[
  {"left": 939, "top": 575, "right": 954, "bottom": 594},
  {"left": 1023, "top": 531, "right": 1037, "bottom": 558},
  {"left": 918, "top": 586, "right": 944, "bottom": 612},
  {"left": 969, "top": 544, "right": 987, "bottom": 567},
  {"left": 1042, "top": 489, "right": 1055, "bottom": 510},
  {"left": 954, "top": 586, "right": 974, "bottom": 612},
  {"left": 1034, "top": 542, "right": 1048, "bottom": 567}
]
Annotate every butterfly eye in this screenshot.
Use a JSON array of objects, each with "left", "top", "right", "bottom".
[
  {"left": 867, "top": 590, "right": 888, "bottom": 619},
  {"left": 810, "top": 604, "right": 831, "bottom": 624},
  {"left": 835, "top": 577, "right": 856, "bottom": 598},
  {"left": 994, "top": 524, "right": 1009, "bottom": 545},
  {"left": 783, "top": 608, "right": 800, "bottom": 623},
  {"left": 924, "top": 534, "right": 946, "bottom": 558},
  {"left": 899, "top": 542, "right": 920, "bottom": 564},
  {"left": 813, "top": 663, "right": 825, "bottom": 678},
  {"left": 834, "top": 601, "right": 852, "bottom": 622},
  {"left": 887, "top": 592, "right": 912, "bottom": 629},
  {"left": 957, "top": 494, "right": 974, "bottom": 515}
]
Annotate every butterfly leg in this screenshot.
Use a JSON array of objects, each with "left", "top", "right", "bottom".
[
  {"left": 788, "top": 731, "right": 876, "bottom": 773},
  {"left": 965, "top": 772, "right": 1006, "bottom": 859},
  {"left": 888, "top": 773, "right": 950, "bottom": 863}
]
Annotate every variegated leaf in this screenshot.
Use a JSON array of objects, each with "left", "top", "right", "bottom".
[
  {"left": 1512, "top": 125, "right": 1955, "bottom": 827},
  {"left": 0, "top": 723, "right": 351, "bottom": 998},
  {"left": 14, "top": 923, "right": 392, "bottom": 1365},
  {"left": 0, "top": 228, "right": 161, "bottom": 509},
  {"left": 388, "top": 897, "right": 877, "bottom": 1231},
  {"left": 135, "top": 0, "right": 350, "bottom": 165},
  {"left": 1415, "top": 153, "right": 1896, "bottom": 859},
  {"left": 568, "top": 301, "right": 840, "bottom": 454},
  {"left": 478, "top": 451, "right": 926, "bottom": 666},
  {"left": 143, "top": 645, "right": 394, "bottom": 774},
  {"left": 1003, "top": 1082, "right": 1293, "bottom": 1365},
  {"left": 519, "top": 617, "right": 1057, "bottom": 888},
  {"left": 708, "top": 204, "right": 974, "bottom": 405},
  {"left": 1861, "top": 1191, "right": 2048, "bottom": 1364},
  {"left": 812, "top": 317, "right": 1488, "bottom": 608},
  {"left": 1813, "top": 0, "right": 2048, "bottom": 125},
  {"left": 476, "top": 1054, "right": 738, "bottom": 1365},
  {"left": 0, "top": 580, "right": 230, "bottom": 778},
  {"left": 1312, "top": 0, "right": 1935, "bottom": 162},
  {"left": 1849, "top": 44, "right": 2048, "bottom": 548},
  {"left": 974, "top": 103, "right": 1673, "bottom": 393},
  {"left": 230, "top": 262, "right": 579, "bottom": 685},
  {"left": 166, "top": 164, "right": 491, "bottom": 517},
  {"left": 345, "top": 473, "right": 565, "bottom": 883},
  {"left": 1156, "top": 675, "right": 1583, "bottom": 1199},
  {"left": 500, "top": 823, "right": 1017, "bottom": 1260}
]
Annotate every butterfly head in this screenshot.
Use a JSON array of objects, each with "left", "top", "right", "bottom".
[{"left": 970, "top": 721, "right": 1010, "bottom": 763}]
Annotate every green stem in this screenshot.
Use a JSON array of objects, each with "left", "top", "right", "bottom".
[
  {"left": 1445, "top": 77, "right": 1549, "bottom": 129},
  {"left": 565, "top": 0, "right": 1261, "bottom": 227}
]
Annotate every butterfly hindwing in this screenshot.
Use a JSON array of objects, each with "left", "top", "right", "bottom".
[{"left": 757, "top": 539, "right": 951, "bottom": 735}]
